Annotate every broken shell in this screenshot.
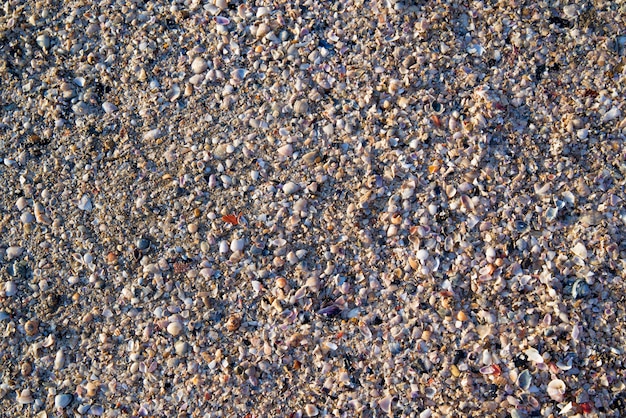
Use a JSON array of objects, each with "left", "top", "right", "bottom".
[
  {"left": 547, "top": 379, "right": 566, "bottom": 402},
  {"left": 517, "top": 370, "right": 532, "bottom": 391},
  {"left": 572, "top": 279, "right": 590, "bottom": 300}
]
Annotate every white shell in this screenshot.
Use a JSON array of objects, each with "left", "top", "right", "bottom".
[
  {"left": 283, "top": 181, "right": 299, "bottom": 195},
  {"left": 601, "top": 107, "right": 621, "bottom": 123},
  {"left": 5, "top": 246, "right": 23, "bottom": 260},
  {"left": 571, "top": 242, "right": 588, "bottom": 259},
  {"left": 547, "top": 379, "right": 566, "bottom": 402},
  {"left": 191, "top": 57, "right": 208, "bottom": 74},
  {"left": 102, "top": 101, "right": 117, "bottom": 114},
  {"left": 230, "top": 238, "right": 245, "bottom": 253}
]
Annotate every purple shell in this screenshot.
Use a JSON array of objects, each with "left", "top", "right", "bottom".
[
  {"left": 214, "top": 16, "right": 230, "bottom": 25},
  {"left": 318, "top": 304, "right": 342, "bottom": 317}
]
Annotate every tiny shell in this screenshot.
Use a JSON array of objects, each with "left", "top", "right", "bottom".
[
  {"left": 305, "top": 404, "right": 319, "bottom": 417},
  {"left": 214, "top": 16, "right": 230, "bottom": 25},
  {"left": 24, "top": 319, "right": 39, "bottom": 336},
  {"left": 102, "top": 102, "right": 117, "bottom": 114},
  {"left": 167, "top": 321, "right": 183, "bottom": 336},
  {"left": 572, "top": 279, "right": 590, "bottom": 300},
  {"left": 225, "top": 314, "right": 241, "bottom": 331},
  {"left": 378, "top": 395, "right": 393, "bottom": 414},
  {"left": 293, "top": 100, "right": 310, "bottom": 115},
  {"left": 277, "top": 144, "right": 293, "bottom": 157},
  {"left": 5, "top": 246, "right": 24, "bottom": 260},
  {"left": 547, "top": 379, "right": 566, "bottom": 402},
  {"left": 143, "top": 128, "right": 162, "bottom": 141},
  {"left": 571, "top": 242, "right": 587, "bottom": 259},
  {"left": 230, "top": 238, "right": 245, "bottom": 253},
  {"left": 54, "top": 393, "right": 73, "bottom": 409},
  {"left": 191, "top": 57, "right": 208, "bottom": 74},
  {"left": 524, "top": 347, "right": 544, "bottom": 363},
  {"left": 283, "top": 181, "right": 299, "bottom": 195},
  {"left": 17, "top": 388, "right": 34, "bottom": 404},
  {"left": 601, "top": 107, "right": 621, "bottom": 123},
  {"left": 517, "top": 370, "right": 532, "bottom": 390}
]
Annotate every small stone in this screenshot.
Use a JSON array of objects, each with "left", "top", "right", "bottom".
[
  {"left": 187, "top": 223, "right": 198, "bottom": 233},
  {"left": 167, "top": 321, "right": 183, "bottom": 336},
  {"left": 576, "top": 128, "right": 588, "bottom": 139},
  {"left": 191, "top": 57, "right": 208, "bottom": 74},
  {"left": 54, "top": 394, "right": 73, "bottom": 409}
]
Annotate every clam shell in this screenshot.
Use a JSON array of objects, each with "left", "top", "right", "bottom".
[
  {"left": 547, "top": 379, "right": 566, "bottom": 402},
  {"left": 16, "top": 388, "right": 34, "bottom": 404}
]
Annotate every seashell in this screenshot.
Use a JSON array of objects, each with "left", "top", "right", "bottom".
[
  {"left": 166, "top": 321, "right": 183, "bottom": 336},
  {"left": 293, "top": 99, "right": 309, "bottom": 115},
  {"left": 143, "top": 128, "right": 162, "bottom": 141},
  {"left": 430, "top": 100, "right": 444, "bottom": 114},
  {"left": 230, "top": 238, "right": 245, "bottom": 253},
  {"left": 601, "top": 107, "right": 621, "bottom": 123},
  {"left": 191, "top": 57, "right": 207, "bottom": 74},
  {"left": 54, "top": 349, "right": 65, "bottom": 370},
  {"left": 214, "top": 16, "right": 230, "bottom": 25},
  {"left": 54, "top": 393, "right": 73, "bottom": 409},
  {"left": 6, "top": 246, "right": 24, "bottom": 260},
  {"left": 255, "top": 23, "right": 271, "bottom": 38},
  {"left": 277, "top": 144, "right": 293, "bottom": 157},
  {"left": 225, "top": 314, "right": 241, "bottom": 331},
  {"left": 318, "top": 304, "right": 342, "bottom": 317},
  {"left": 17, "top": 388, "right": 34, "bottom": 404},
  {"left": 416, "top": 249, "right": 429, "bottom": 262},
  {"left": 282, "top": 181, "right": 299, "bottom": 195},
  {"left": 571, "top": 279, "right": 590, "bottom": 300},
  {"left": 378, "top": 395, "right": 393, "bottom": 414},
  {"left": 524, "top": 347, "right": 543, "bottom": 363},
  {"left": 85, "top": 382, "right": 98, "bottom": 397},
  {"left": 24, "top": 319, "right": 39, "bottom": 336},
  {"left": 571, "top": 242, "right": 587, "bottom": 259},
  {"left": 305, "top": 404, "right": 319, "bottom": 417},
  {"left": 547, "top": 379, "right": 566, "bottom": 402},
  {"left": 102, "top": 101, "right": 117, "bottom": 114},
  {"left": 516, "top": 370, "right": 532, "bottom": 390}
]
